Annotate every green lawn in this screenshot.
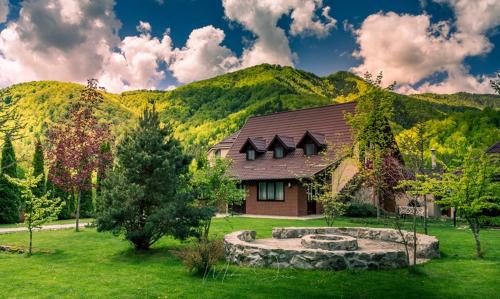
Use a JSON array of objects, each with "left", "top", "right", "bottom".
[{"left": 0, "top": 217, "right": 498, "bottom": 298}]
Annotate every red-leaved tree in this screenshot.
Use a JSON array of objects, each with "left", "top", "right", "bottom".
[{"left": 47, "top": 79, "right": 112, "bottom": 231}]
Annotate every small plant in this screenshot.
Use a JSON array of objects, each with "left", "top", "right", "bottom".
[
  {"left": 175, "top": 238, "right": 225, "bottom": 277},
  {"left": 5, "top": 170, "right": 63, "bottom": 255},
  {"left": 345, "top": 202, "right": 377, "bottom": 218}
]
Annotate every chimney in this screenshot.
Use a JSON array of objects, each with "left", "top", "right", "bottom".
[{"left": 430, "top": 148, "right": 436, "bottom": 170}]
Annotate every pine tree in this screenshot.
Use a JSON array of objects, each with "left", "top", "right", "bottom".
[
  {"left": 0, "top": 134, "right": 21, "bottom": 224},
  {"left": 96, "top": 106, "right": 206, "bottom": 250},
  {"left": 32, "top": 138, "right": 45, "bottom": 197}
]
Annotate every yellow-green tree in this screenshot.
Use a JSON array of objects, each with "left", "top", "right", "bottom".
[
  {"left": 6, "top": 171, "right": 63, "bottom": 255},
  {"left": 436, "top": 149, "right": 499, "bottom": 257}
]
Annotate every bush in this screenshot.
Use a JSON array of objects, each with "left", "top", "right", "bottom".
[
  {"left": 346, "top": 202, "right": 377, "bottom": 218},
  {"left": 174, "top": 239, "right": 224, "bottom": 276}
]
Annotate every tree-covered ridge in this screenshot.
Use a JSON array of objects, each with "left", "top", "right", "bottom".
[
  {"left": 412, "top": 92, "right": 500, "bottom": 110},
  {"left": 0, "top": 64, "right": 498, "bottom": 164}
]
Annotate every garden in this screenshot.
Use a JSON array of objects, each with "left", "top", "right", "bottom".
[{"left": 0, "top": 216, "right": 499, "bottom": 298}]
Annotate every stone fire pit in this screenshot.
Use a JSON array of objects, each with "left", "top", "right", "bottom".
[
  {"left": 301, "top": 234, "right": 358, "bottom": 251},
  {"left": 224, "top": 227, "right": 439, "bottom": 271}
]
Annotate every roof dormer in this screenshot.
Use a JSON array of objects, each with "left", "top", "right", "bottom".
[
  {"left": 297, "top": 131, "right": 326, "bottom": 156},
  {"left": 267, "top": 135, "right": 295, "bottom": 158},
  {"left": 239, "top": 137, "right": 267, "bottom": 160}
]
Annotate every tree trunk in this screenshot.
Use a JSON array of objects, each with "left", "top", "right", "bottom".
[
  {"left": 28, "top": 228, "right": 33, "bottom": 256},
  {"left": 423, "top": 195, "right": 428, "bottom": 235},
  {"left": 469, "top": 218, "right": 482, "bottom": 258},
  {"left": 453, "top": 208, "right": 457, "bottom": 227},
  {"left": 75, "top": 190, "right": 81, "bottom": 232},
  {"left": 412, "top": 205, "right": 417, "bottom": 270}
]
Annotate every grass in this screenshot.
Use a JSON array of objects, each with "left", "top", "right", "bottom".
[
  {"left": 0, "top": 216, "right": 499, "bottom": 298},
  {"left": 0, "top": 218, "right": 93, "bottom": 229}
]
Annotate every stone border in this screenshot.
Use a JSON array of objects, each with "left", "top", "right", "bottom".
[
  {"left": 224, "top": 227, "right": 439, "bottom": 271},
  {"left": 301, "top": 234, "right": 358, "bottom": 251},
  {"left": 272, "top": 227, "right": 440, "bottom": 259}
]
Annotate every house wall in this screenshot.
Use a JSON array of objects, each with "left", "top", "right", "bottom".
[{"left": 243, "top": 180, "right": 310, "bottom": 216}]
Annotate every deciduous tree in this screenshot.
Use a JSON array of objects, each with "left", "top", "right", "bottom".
[
  {"left": 6, "top": 171, "right": 63, "bottom": 255},
  {"left": 436, "top": 149, "right": 499, "bottom": 257},
  {"left": 46, "top": 79, "right": 112, "bottom": 231}
]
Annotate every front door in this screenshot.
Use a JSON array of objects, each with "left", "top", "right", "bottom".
[{"left": 307, "top": 200, "right": 316, "bottom": 215}]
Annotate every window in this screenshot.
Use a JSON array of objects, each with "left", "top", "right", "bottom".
[
  {"left": 214, "top": 149, "right": 221, "bottom": 158},
  {"left": 258, "top": 181, "right": 285, "bottom": 201},
  {"left": 246, "top": 149, "right": 256, "bottom": 160},
  {"left": 305, "top": 143, "right": 316, "bottom": 156},
  {"left": 274, "top": 146, "right": 284, "bottom": 158}
]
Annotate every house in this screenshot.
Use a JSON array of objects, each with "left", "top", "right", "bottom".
[
  {"left": 207, "top": 131, "right": 240, "bottom": 160},
  {"left": 209, "top": 102, "right": 359, "bottom": 217}
]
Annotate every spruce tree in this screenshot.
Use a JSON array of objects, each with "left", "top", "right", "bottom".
[
  {"left": 96, "top": 106, "right": 206, "bottom": 250},
  {"left": 32, "top": 138, "right": 46, "bottom": 197},
  {"left": 0, "top": 134, "right": 20, "bottom": 223}
]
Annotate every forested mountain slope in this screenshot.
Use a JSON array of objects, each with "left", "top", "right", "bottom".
[{"left": 0, "top": 64, "right": 498, "bottom": 166}]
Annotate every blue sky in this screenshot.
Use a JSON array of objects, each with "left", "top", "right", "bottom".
[{"left": 0, "top": 0, "right": 499, "bottom": 94}]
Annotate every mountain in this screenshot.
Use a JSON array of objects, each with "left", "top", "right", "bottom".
[{"left": 0, "top": 64, "right": 498, "bottom": 167}]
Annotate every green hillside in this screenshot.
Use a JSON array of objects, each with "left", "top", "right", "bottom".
[{"left": 0, "top": 64, "right": 498, "bottom": 167}]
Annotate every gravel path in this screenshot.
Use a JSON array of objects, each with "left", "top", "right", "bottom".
[{"left": 0, "top": 223, "right": 90, "bottom": 234}]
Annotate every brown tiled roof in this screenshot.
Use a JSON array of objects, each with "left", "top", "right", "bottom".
[
  {"left": 211, "top": 131, "right": 240, "bottom": 150},
  {"left": 486, "top": 141, "right": 500, "bottom": 154},
  {"left": 239, "top": 137, "right": 267, "bottom": 153},
  {"left": 267, "top": 135, "right": 295, "bottom": 151},
  {"left": 227, "top": 102, "right": 356, "bottom": 180}
]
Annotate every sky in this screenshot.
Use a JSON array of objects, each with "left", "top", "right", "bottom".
[{"left": 0, "top": 0, "right": 499, "bottom": 94}]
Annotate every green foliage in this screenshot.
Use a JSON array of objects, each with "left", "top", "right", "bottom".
[
  {"left": 174, "top": 238, "right": 224, "bottom": 276},
  {"left": 435, "top": 149, "right": 500, "bottom": 257},
  {"left": 79, "top": 174, "right": 94, "bottom": 218},
  {"left": 0, "top": 134, "right": 20, "bottom": 224},
  {"left": 345, "top": 202, "right": 377, "bottom": 218},
  {"left": 31, "top": 138, "right": 45, "bottom": 197},
  {"left": 46, "top": 176, "right": 74, "bottom": 220},
  {"left": 5, "top": 170, "right": 63, "bottom": 255},
  {"left": 0, "top": 64, "right": 497, "bottom": 167},
  {"left": 96, "top": 106, "right": 205, "bottom": 250}
]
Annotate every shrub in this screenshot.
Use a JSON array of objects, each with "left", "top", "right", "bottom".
[
  {"left": 346, "top": 202, "right": 377, "bottom": 217},
  {"left": 174, "top": 239, "right": 224, "bottom": 276}
]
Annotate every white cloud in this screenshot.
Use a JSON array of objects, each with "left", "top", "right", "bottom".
[
  {"left": 223, "top": 0, "right": 336, "bottom": 68},
  {"left": 352, "top": 0, "right": 500, "bottom": 94},
  {"left": 0, "top": 0, "right": 8, "bottom": 23},
  {"left": 98, "top": 28, "right": 173, "bottom": 92},
  {"left": 168, "top": 25, "right": 238, "bottom": 83},
  {"left": 0, "top": 0, "right": 338, "bottom": 91},
  {"left": 0, "top": 0, "right": 121, "bottom": 87}
]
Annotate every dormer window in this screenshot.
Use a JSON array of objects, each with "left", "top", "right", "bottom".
[
  {"left": 247, "top": 149, "right": 256, "bottom": 160},
  {"left": 297, "top": 131, "right": 326, "bottom": 156},
  {"left": 267, "top": 135, "right": 295, "bottom": 159},
  {"left": 240, "top": 137, "right": 267, "bottom": 161},
  {"left": 305, "top": 143, "right": 316, "bottom": 156},
  {"left": 274, "top": 146, "right": 284, "bottom": 158}
]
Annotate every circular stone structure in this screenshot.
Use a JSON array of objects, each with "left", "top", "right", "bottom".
[
  {"left": 301, "top": 234, "right": 358, "bottom": 251},
  {"left": 224, "top": 227, "right": 439, "bottom": 271}
]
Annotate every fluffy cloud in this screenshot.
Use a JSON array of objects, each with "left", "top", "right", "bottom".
[
  {"left": 223, "top": 0, "right": 336, "bottom": 68},
  {"left": 0, "top": 0, "right": 121, "bottom": 87},
  {"left": 99, "top": 22, "right": 173, "bottom": 92},
  {"left": 168, "top": 26, "right": 238, "bottom": 83},
  {"left": 0, "top": 0, "right": 8, "bottom": 23},
  {"left": 352, "top": 0, "right": 500, "bottom": 94},
  {"left": 0, "top": 0, "right": 337, "bottom": 91}
]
